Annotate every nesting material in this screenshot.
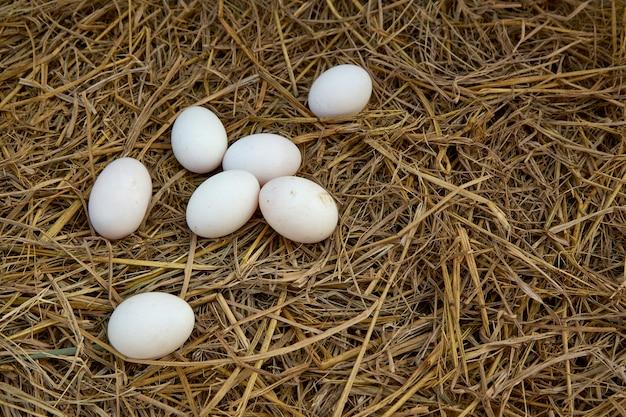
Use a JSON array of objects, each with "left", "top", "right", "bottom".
[{"left": 1, "top": 1, "right": 624, "bottom": 417}]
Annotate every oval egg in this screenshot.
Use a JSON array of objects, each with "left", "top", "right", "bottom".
[
  {"left": 88, "top": 157, "right": 152, "bottom": 240},
  {"left": 308, "top": 64, "right": 372, "bottom": 118},
  {"left": 171, "top": 106, "right": 228, "bottom": 173},
  {"left": 222, "top": 133, "right": 302, "bottom": 185},
  {"left": 186, "top": 170, "right": 260, "bottom": 238},
  {"left": 107, "top": 292, "right": 195, "bottom": 359},
  {"left": 259, "top": 176, "right": 338, "bottom": 243}
]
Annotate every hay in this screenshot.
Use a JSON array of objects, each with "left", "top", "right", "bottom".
[{"left": 1, "top": 0, "right": 625, "bottom": 416}]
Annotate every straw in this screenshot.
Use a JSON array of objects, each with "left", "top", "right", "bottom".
[{"left": 1, "top": 1, "right": 625, "bottom": 416}]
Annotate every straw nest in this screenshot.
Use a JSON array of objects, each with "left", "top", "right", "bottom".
[{"left": 1, "top": 1, "right": 625, "bottom": 416}]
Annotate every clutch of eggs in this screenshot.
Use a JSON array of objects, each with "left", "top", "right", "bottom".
[{"left": 95, "top": 63, "right": 374, "bottom": 363}]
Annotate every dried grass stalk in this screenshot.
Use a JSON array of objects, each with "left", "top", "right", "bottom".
[{"left": 1, "top": 1, "right": 625, "bottom": 416}]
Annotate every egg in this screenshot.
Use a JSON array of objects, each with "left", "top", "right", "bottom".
[
  {"left": 222, "top": 133, "right": 302, "bottom": 185},
  {"left": 171, "top": 106, "right": 228, "bottom": 173},
  {"left": 186, "top": 170, "right": 260, "bottom": 238},
  {"left": 107, "top": 292, "right": 194, "bottom": 360},
  {"left": 88, "top": 157, "right": 152, "bottom": 240},
  {"left": 308, "top": 64, "right": 372, "bottom": 118},
  {"left": 259, "top": 176, "right": 338, "bottom": 243}
]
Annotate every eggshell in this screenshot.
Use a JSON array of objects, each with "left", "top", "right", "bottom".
[
  {"left": 107, "top": 292, "right": 195, "bottom": 360},
  {"left": 308, "top": 64, "right": 372, "bottom": 118},
  {"left": 186, "top": 170, "right": 260, "bottom": 238},
  {"left": 222, "top": 133, "right": 302, "bottom": 185},
  {"left": 88, "top": 157, "right": 152, "bottom": 240},
  {"left": 259, "top": 176, "right": 338, "bottom": 243},
  {"left": 171, "top": 106, "right": 228, "bottom": 173}
]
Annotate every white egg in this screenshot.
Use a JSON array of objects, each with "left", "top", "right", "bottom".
[
  {"left": 171, "top": 106, "right": 228, "bottom": 173},
  {"left": 186, "top": 170, "right": 260, "bottom": 238},
  {"left": 222, "top": 133, "right": 302, "bottom": 185},
  {"left": 107, "top": 292, "right": 194, "bottom": 360},
  {"left": 308, "top": 64, "right": 372, "bottom": 118},
  {"left": 88, "top": 157, "right": 152, "bottom": 240},
  {"left": 259, "top": 176, "right": 338, "bottom": 243}
]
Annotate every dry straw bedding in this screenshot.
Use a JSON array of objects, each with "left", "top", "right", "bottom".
[{"left": 1, "top": 0, "right": 625, "bottom": 416}]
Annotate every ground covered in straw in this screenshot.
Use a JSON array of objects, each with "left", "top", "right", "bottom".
[{"left": 1, "top": 1, "right": 625, "bottom": 416}]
